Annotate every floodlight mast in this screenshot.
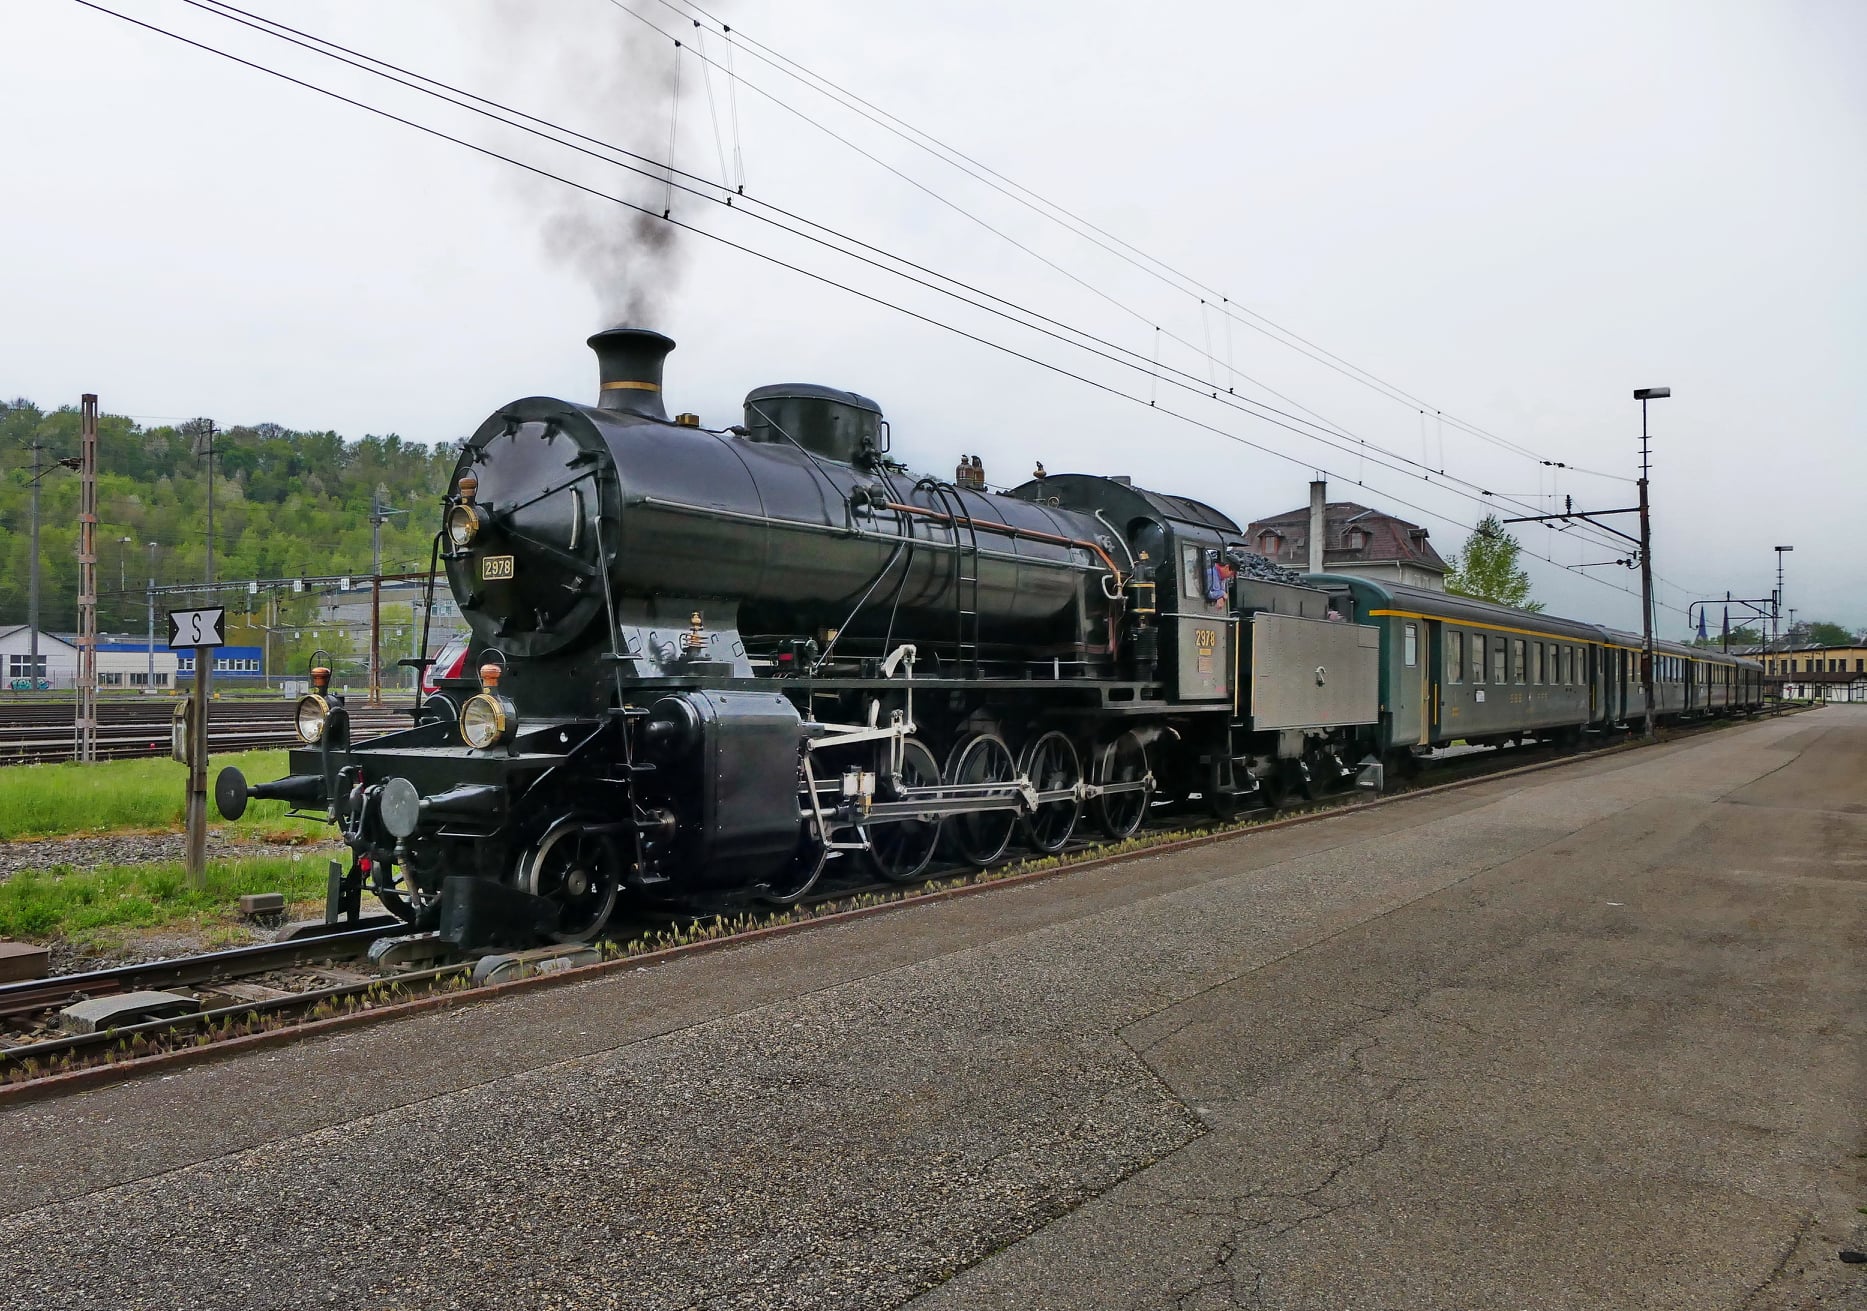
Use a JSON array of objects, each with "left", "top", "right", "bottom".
[{"left": 1632, "top": 388, "right": 1668, "bottom": 740}]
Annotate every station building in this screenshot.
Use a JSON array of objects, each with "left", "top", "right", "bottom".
[{"left": 1748, "top": 643, "right": 1867, "bottom": 702}]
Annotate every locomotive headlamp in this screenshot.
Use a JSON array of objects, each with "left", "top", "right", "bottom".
[
  {"left": 459, "top": 692, "right": 512, "bottom": 750},
  {"left": 294, "top": 693, "right": 332, "bottom": 744},
  {"left": 445, "top": 503, "right": 481, "bottom": 549}
]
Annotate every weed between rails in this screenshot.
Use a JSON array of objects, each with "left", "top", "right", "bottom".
[
  {"left": 601, "top": 809, "right": 1301, "bottom": 961},
  {"left": 0, "top": 973, "right": 480, "bottom": 1085}
]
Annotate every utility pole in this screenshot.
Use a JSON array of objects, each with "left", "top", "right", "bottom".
[
  {"left": 194, "top": 419, "right": 217, "bottom": 589},
  {"left": 116, "top": 536, "right": 132, "bottom": 629},
  {"left": 74, "top": 396, "right": 100, "bottom": 762},
  {"left": 368, "top": 487, "right": 406, "bottom": 705},
  {"left": 146, "top": 541, "right": 159, "bottom": 690},
  {"left": 185, "top": 419, "right": 218, "bottom": 888},
  {"left": 1633, "top": 387, "right": 1668, "bottom": 742},
  {"left": 27, "top": 436, "right": 42, "bottom": 689}
]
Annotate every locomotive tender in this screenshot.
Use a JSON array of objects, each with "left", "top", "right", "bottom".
[{"left": 216, "top": 328, "right": 1763, "bottom": 943}]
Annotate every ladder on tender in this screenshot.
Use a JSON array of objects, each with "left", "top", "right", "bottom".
[{"left": 927, "top": 482, "right": 982, "bottom": 677}]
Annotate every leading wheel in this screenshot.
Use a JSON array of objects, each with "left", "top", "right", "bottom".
[
  {"left": 945, "top": 732, "right": 1018, "bottom": 867},
  {"left": 867, "top": 738, "right": 943, "bottom": 883},
  {"left": 1092, "top": 730, "right": 1153, "bottom": 839},
  {"left": 519, "top": 819, "right": 624, "bottom": 944},
  {"left": 1019, "top": 731, "right": 1082, "bottom": 854}
]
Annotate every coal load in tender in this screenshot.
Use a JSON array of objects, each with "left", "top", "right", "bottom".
[{"left": 1229, "top": 550, "right": 1307, "bottom": 586}]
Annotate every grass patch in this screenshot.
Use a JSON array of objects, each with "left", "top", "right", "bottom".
[
  {"left": 0, "top": 854, "right": 331, "bottom": 944},
  {"left": 0, "top": 751, "right": 328, "bottom": 840}
]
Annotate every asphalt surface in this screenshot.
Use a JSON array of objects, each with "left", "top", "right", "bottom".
[{"left": 2, "top": 707, "right": 1862, "bottom": 1310}]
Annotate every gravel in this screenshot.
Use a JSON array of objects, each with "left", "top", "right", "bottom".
[{"left": 0, "top": 830, "right": 338, "bottom": 879}]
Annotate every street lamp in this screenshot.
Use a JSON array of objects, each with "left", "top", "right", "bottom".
[{"left": 1632, "top": 387, "right": 1669, "bottom": 740}]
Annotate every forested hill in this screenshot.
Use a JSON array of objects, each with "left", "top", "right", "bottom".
[{"left": 1, "top": 398, "right": 456, "bottom": 634}]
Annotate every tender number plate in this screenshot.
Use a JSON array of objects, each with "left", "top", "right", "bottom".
[{"left": 480, "top": 555, "right": 516, "bottom": 581}]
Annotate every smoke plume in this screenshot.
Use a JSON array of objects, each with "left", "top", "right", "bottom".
[{"left": 482, "top": 1, "right": 706, "bottom": 326}]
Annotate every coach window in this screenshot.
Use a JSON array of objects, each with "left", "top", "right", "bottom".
[
  {"left": 1511, "top": 638, "right": 1525, "bottom": 684},
  {"left": 1446, "top": 630, "right": 1464, "bottom": 683},
  {"left": 1490, "top": 638, "right": 1506, "bottom": 685},
  {"left": 1404, "top": 623, "right": 1418, "bottom": 667},
  {"left": 1472, "top": 633, "right": 1486, "bottom": 684}
]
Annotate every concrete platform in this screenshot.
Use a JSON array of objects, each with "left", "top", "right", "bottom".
[{"left": 2, "top": 707, "right": 1863, "bottom": 1309}]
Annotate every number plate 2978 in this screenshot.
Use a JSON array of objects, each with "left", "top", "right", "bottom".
[{"left": 480, "top": 555, "right": 515, "bottom": 581}]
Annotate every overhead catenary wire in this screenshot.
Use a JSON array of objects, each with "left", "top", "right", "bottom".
[
  {"left": 62, "top": 0, "right": 1689, "bottom": 617},
  {"left": 608, "top": 0, "right": 1529, "bottom": 480},
  {"left": 649, "top": 0, "right": 1633, "bottom": 484},
  {"left": 153, "top": 0, "right": 1644, "bottom": 567}
]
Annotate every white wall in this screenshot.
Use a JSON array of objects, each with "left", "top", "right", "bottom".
[
  {"left": 97, "top": 649, "right": 178, "bottom": 689},
  {"left": 0, "top": 628, "right": 79, "bottom": 687}
]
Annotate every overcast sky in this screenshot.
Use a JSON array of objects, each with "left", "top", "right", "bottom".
[{"left": 4, "top": 0, "right": 1862, "bottom": 634}]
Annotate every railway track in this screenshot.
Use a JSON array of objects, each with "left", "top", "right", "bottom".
[
  {"left": 0, "top": 709, "right": 1800, "bottom": 1100},
  {"left": 0, "top": 700, "right": 406, "bottom": 763}
]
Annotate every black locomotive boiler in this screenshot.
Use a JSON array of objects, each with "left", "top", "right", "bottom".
[{"left": 217, "top": 326, "right": 1389, "bottom": 942}]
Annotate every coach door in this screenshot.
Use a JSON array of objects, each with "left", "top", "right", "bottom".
[{"left": 1390, "top": 619, "right": 1429, "bottom": 747}]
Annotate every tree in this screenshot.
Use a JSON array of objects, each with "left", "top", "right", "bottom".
[
  {"left": 1804, "top": 620, "right": 1854, "bottom": 648},
  {"left": 1445, "top": 515, "right": 1543, "bottom": 612},
  {"left": 1690, "top": 625, "right": 1763, "bottom": 649}
]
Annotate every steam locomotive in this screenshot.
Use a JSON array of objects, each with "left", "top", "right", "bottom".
[{"left": 216, "top": 328, "right": 1764, "bottom": 943}]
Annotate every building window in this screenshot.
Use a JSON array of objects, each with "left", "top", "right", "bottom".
[
  {"left": 1446, "top": 630, "right": 1463, "bottom": 683},
  {"left": 1472, "top": 634, "right": 1486, "bottom": 684},
  {"left": 7, "top": 656, "right": 49, "bottom": 679},
  {"left": 1404, "top": 623, "right": 1418, "bottom": 667}
]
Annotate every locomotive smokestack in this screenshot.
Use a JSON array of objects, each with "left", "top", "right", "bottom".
[{"left": 588, "top": 326, "right": 674, "bottom": 421}]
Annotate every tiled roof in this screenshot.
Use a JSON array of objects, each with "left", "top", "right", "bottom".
[{"left": 1243, "top": 502, "right": 1449, "bottom": 573}]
